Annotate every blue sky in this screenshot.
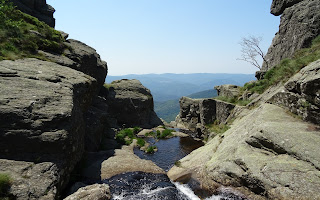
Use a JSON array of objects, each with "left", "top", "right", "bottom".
[{"left": 47, "top": 0, "right": 280, "bottom": 75}]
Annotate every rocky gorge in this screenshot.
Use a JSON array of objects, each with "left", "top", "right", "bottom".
[{"left": 0, "top": 0, "right": 320, "bottom": 199}]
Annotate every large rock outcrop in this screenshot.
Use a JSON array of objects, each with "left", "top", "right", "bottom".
[
  {"left": 0, "top": 58, "right": 98, "bottom": 198},
  {"left": 261, "top": 0, "right": 320, "bottom": 72},
  {"left": 169, "top": 59, "right": 320, "bottom": 199},
  {"left": 105, "top": 79, "right": 163, "bottom": 128},
  {"left": 214, "top": 85, "right": 240, "bottom": 99},
  {"left": 10, "top": 0, "right": 55, "bottom": 27},
  {"left": 269, "top": 59, "right": 320, "bottom": 125},
  {"left": 175, "top": 97, "right": 235, "bottom": 138},
  {"left": 0, "top": 37, "right": 109, "bottom": 198},
  {"left": 169, "top": 103, "right": 320, "bottom": 200}
]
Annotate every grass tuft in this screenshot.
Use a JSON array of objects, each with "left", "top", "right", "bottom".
[
  {"left": 243, "top": 35, "right": 320, "bottom": 94},
  {"left": 146, "top": 146, "right": 157, "bottom": 154},
  {"left": 214, "top": 96, "right": 251, "bottom": 106},
  {"left": 206, "top": 120, "right": 230, "bottom": 135},
  {"left": 0, "top": 173, "right": 11, "bottom": 197}
]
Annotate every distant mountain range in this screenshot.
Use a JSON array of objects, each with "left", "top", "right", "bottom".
[
  {"left": 106, "top": 73, "right": 255, "bottom": 122},
  {"left": 106, "top": 73, "right": 255, "bottom": 102}
]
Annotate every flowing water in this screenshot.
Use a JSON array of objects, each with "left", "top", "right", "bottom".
[{"left": 103, "top": 135, "right": 247, "bottom": 199}]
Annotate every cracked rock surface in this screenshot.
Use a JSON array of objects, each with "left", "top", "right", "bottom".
[
  {"left": 168, "top": 103, "right": 320, "bottom": 199},
  {"left": 0, "top": 58, "right": 97, "bottom": 199}
]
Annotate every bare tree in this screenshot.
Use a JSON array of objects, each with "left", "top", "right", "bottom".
[{"left": 237, "top": 36, "right": 268, "bottom": 70}]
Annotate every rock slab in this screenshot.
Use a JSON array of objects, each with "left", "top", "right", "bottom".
[{"left": 169, "top": 103, "right": 320, "bottom": 199}]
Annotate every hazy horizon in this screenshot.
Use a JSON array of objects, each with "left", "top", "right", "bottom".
[{"left": 47, "top": 0, "right": 279, "bottom": 76}]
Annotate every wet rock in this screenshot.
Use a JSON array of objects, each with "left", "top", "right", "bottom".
[
  {"left": 105, "top": 79, "right": 163, "bottom": 128},
  {"left": 64, "top": 184, "right": 111, "bottom": 200},
  {"left": 100, "top": 146, "right": 164, "bottom": 180}
]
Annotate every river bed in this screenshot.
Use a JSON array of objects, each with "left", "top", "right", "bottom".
[{"left": 102, "top": 135, "right": 246, "bottom": 200}]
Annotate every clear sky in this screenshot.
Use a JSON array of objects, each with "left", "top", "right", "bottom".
[{"left": 47, "top": 0, "right": 280, "bottom": 76}]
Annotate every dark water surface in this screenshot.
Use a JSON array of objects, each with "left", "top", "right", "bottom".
[
  {"left": 134, "top": 137, "right": 204, "bottom": 171},
  {"left": 103, "top": 172, "right": 190, "bottom": 200},
  {"left": 103, "top": 136, "right": 247, "bottom": 200}
]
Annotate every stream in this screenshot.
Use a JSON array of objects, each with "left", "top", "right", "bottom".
[{"left": 103, "top": 135, "right": 246, "bottom": 200}]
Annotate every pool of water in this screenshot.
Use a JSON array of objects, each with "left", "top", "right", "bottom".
[
  {"left": 134, "top": 136, "right": 204, "bottom": 171},
  {"left": 103, "top": 135, "right": 247, "bottom": 199}
]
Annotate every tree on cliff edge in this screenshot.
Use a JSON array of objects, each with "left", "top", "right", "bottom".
[{"left": 237, "top": 36, "right": 268, "bottom": 70}]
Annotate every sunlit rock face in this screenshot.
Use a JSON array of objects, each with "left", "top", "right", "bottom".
[
  {"left": 261, "top": 0, "right": 320, "bottom": 72},
  {"left": 10, "top": 0, "right": 56, "bottom": 27}
]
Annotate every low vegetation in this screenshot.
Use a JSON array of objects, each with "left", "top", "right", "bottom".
[
  {"left": 243, "top": 35, "right": 320, "bottom": 94},
  {"left": 0, "top": 0, "right": 66, "bottom": 61},
  {"left": 174, "top": 160, "right": 181, "bottom": 167},
  {"left": 206, "top": 120, "right": 230, "bottom": 135},
  {"left": 146, "top": 146, "right": 157, "bottom": 154},
  {"left": 0, "top": 173, "right": 11, "bottom": 198},
  {"left": 145, "top": 128, "right": 174, "bottom": 139},
  {"left": 136, "top": 138, "right": 145, "bottom": 147},
  {"left": 214, "top": 96, "right": 251, "bottom": 106},
  {"left": 115, "top": 127, "right": 145, "bottom": 147},
  {"left": 115, "top": 128, "right": 135, "bottom": 145}
]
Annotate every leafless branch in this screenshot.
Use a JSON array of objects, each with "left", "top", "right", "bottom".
[{"left": 237, "top": 35, "right": 268, "bottom": 70}]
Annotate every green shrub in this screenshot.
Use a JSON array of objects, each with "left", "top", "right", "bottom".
[
  {"left": 115, "top": 128, "right": 134, "bottom": 144},
  {"left": 0, "top": 0, "right": 66, "bottom": 61},
  {"left": 156, "top": 130, "right": 161, "bottom": 138},
  {"left": 174, "top": 160, "right": 181, "bottom": 167},
  {"left": 0, "top": 173, "right": 11, "bottom": 197},
  {"left": 136, "top": 138, "right": 145, "bottom": 147},
  {"left": 133, "top": 127, "right": 141, "bottom": 134},
  {"left": 146, "top": 146, "right": 157, "bottom": 154},
  {"left": 243, "top": 35, "right": 320, "bottom": 94},
  {"left": 145, "top": 131, "right": 155, "bottom": 137},
  {"left": 159, "top": 129, "right": 174, "bottom": 139}
]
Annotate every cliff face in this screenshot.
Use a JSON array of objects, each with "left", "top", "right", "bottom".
[
  {"left": 262, "top": 0, "right": 320, "bottom": 72},
  {"left": 0, "top": 38, "right": 108, "bottom": 199},
  {"left": 175, "top": 97, "right": 235, "bottom": 138},
  {"left": 10, "top": 0, "right": 55, "bottom": 27}
]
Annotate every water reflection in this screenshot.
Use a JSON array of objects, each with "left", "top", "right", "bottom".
[{"left": 134, "top": 137, "right": 203, "bottom": 171}]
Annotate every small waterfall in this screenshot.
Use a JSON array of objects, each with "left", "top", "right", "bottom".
[{"left": 173, "top": 182, "right": 225, "bottom": 200}]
